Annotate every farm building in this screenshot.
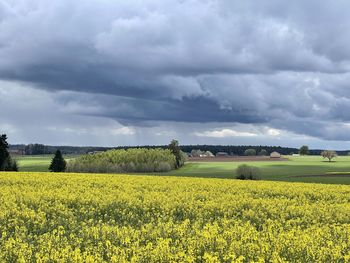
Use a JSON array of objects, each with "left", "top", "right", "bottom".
[
  {"left": 201, "top": 151, "right": 214, "bottom": 157},
  {"left": 216, "top": 152, "right": 229, "bottom": 157},
  {"left": 270, "top": 152, "right": 281, "bottom": 158}
]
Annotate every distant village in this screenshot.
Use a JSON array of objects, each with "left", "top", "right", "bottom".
[{"left": 186, "top": 149, "right": 282, "bottom": 159}]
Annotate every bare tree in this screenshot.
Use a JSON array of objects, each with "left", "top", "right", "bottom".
[{"left": 321, "top": 150, "right": 337, "bottom": 162}]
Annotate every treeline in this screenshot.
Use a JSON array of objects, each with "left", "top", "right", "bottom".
[
  {"left": 9, "top": 144, "right": 350, "bottom": 156},
  {"left": 67, "top": 148, "right": 186, "bottom": 173},
  {"left": 10, "top": 144, "right": 113, "bottom": 155},
  {"left": 104, "top": 145, "right": 299, "bottom": 155},
  {"left": 113, "top": 145, "right": 325, "bottom": 156}
]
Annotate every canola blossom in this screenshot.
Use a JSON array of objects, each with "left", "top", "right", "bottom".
[{"left": 0, "top": 172, "right": 350, "bottom": 262}]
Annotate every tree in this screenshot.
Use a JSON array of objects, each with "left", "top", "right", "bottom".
[
  {"left": 321, "top": 150, "right": 337, "bottom": 162},
  {"left": 169, "top": 140, "right": 182, "bottom": 168},
  {"left": 299, "top": 145, "right": 309, "bottom": 155},
  {"left": 49, "top": 150, "right": 66, "bottom": 172},
  {"left": 244, "top": 148, "right": 256, "bottom": 156},
  {"left": 0, "top": 134, "right": 10, "bottom": 170},
  {"left": 0, "top": 134, "right": 19, "bottom": 171},
  {"left": 191, "top": 149, "right": 203, "bottom": 157},
  {"left": 258, "top": 149, "right": 268, "bottom": 156}
]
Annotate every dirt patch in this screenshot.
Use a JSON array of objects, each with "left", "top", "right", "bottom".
[{"left": 188, "top": 156, "right": 289, "bottom": 162}]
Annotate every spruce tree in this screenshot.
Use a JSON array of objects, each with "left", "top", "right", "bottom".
[
  {"left": 0, "top": 134, "right": 10, "bottom": 170},
  {"left": 49, "top": 150, "right": 66, "bottom": 172}
]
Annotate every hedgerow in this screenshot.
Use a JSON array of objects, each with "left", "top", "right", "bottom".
[{"left": 66, "top": 148, "right": 178, "bottom": 173}]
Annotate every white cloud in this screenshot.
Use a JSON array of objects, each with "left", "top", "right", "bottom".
[
  {"left": 110, "top": 127, "right": 135, "bottom": 136},
  {"left": 155, "top": 130, "right": 176, "bottom": 136},
  {"left": 193, "top": 129, "right": 258, "bottom": 138},
  {"left": 266, "top": 128, "right": 281, "bottom": 137}
]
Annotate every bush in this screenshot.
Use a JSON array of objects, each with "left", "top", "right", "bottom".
[
  {"left": 236, "top": 164, "right": 261, "bottom": 180},
  {"left": 3, "top": 156, "right": 18, "bottom": 171},
  {"left": 10, "top": 159, "right": 18, "bottom": 171},
  {"left": 244, "top": 149, "right": 257, "bottom": 156},
  {"left": 67, "top": 148, "right": 177, "bottom": 173}
]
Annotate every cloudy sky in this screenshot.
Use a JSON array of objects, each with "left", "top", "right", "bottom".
[{"left": 2, "top": 0, "right": 350, "bottom": 149}]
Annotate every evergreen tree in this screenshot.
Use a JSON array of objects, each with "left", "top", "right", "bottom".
[
  {"left": 0, "top": 134, "right": 10, "bottom": 170},
  {"left": 49, "top": 150, "right": 66, "bottom": 172},
  {"left": 0, "top": 135, "right": 18, "bottom": 171}
]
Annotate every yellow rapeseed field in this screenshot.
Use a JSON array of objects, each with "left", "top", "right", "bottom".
[{"left": 0, "top": 172, "right": 350, "bottom": 262}]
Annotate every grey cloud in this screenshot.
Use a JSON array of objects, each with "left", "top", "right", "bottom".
[{"left": 2, "top": 0, "right": 350, "bottom": 142}]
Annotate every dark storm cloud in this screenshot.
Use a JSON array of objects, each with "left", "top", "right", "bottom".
[
  {"left": 64, "top": 94, "right": 268, "bottom": 125},
  {"left": 2, "top": 0, "right": 350, "bottom": 141}
]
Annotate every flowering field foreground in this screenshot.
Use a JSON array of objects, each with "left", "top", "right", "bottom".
[{"left": 0, "top": 172, "right": 350, "bottom": 262}]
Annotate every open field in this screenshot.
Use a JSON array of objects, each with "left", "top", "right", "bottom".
[
  {"left": 0, "top": 172, "right": 350, "bottom": 262},
  {"left": 15, "top": 155, "right": 350, "bottom": 184},
  {"left": 15, "top": 155, "right": 53, "bottom": 172},
  {"left": 168, "top": 156, "right": 350, "bottom": 184},
  {"left": 166, "top": 156, "right": 350, "bottom": 184},
  {"left": 16, "top": 155, "right": 76, "bottom": 172}
]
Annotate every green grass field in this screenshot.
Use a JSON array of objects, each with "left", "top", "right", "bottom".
[
  {"left": 15, "top": 155, "right": 76, "bottom": 172},
  {"left": 15, "top": 155, "right": 350, "bottom": 184},
  {"left": 166, "top": 156, "right": 350, "bottom": 184},
  {"left": 15, "top": 155, "right": 52, "bottom": 172}
]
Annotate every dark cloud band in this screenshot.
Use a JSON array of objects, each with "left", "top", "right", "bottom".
[{"left": 2, "top": 0, "right": 350, "bottom": 141}]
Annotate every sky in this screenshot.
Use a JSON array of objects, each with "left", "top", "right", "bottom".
[{"left": 2, "top": 0, "right": 350, "bottom": 149}]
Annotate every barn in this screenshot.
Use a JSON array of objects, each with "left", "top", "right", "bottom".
[{"left": 270, "top": 151, "right": 281, "bottom": 158}]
